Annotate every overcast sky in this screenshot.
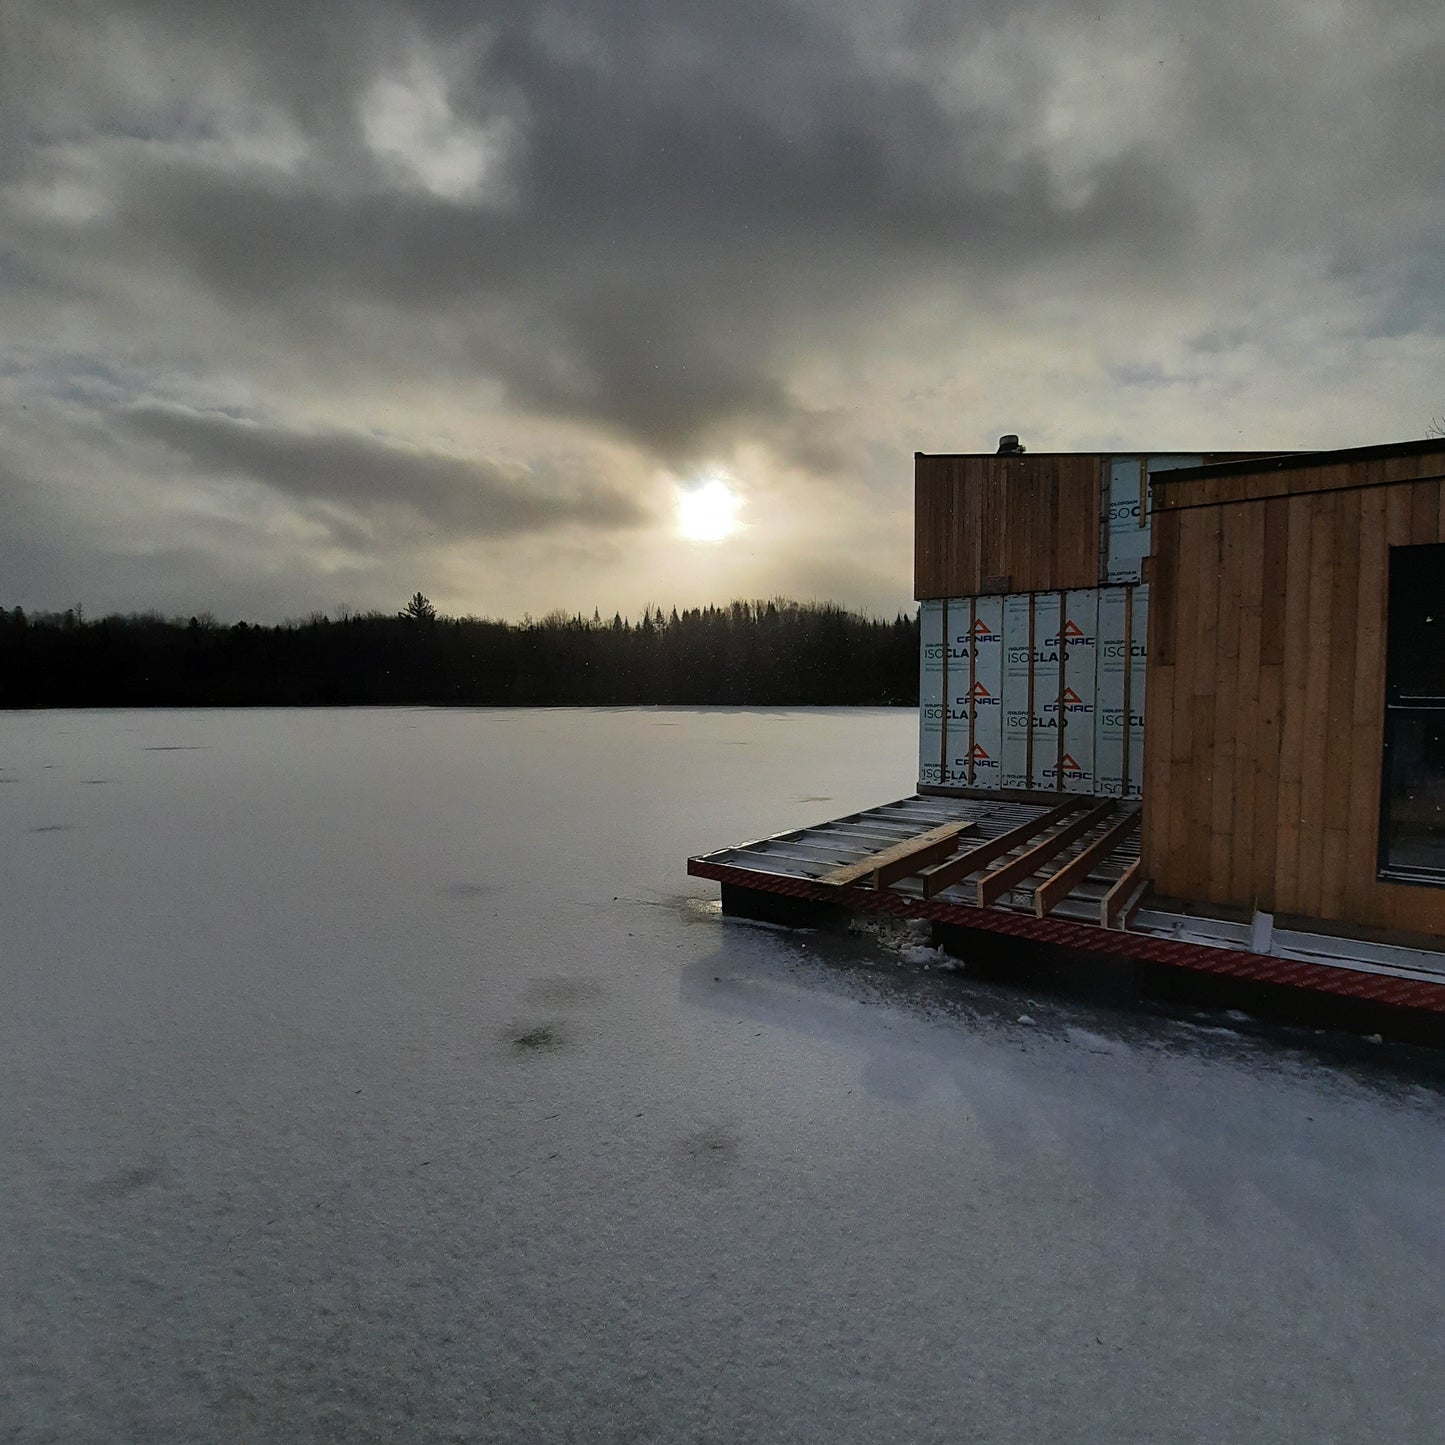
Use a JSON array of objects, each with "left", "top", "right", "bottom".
[{"left": 3, "top": 0, "right": 1442, "bottom": 623}]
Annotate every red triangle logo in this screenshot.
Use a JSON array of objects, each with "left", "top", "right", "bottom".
[
  {"left": 1062, "top": 619, "right": 1085, "bottom": 639},
  {"left": 1059, "top": 753, "right": 1082, "bottom": 772},
  {"left": 1061, "top": 686, "right": 1084, "bottom": 705},
  {"left": 970, "top": 618, "right": 995, "bottom": 636},
  {"left": 968, "top": 744, "right": 991, "bottom": 761},
  {"left": 968, "top": 681, "right": 991, "bottom": 699}
]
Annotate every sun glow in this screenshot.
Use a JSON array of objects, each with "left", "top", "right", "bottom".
[{"left": 676, "top": 476, "right": 742, "bottom": 542}]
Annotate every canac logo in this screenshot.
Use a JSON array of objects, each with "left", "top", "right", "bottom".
[
  {"left": 968, "top": 743, "right": 1000, "bottom": 770},
  {"left": 967, "top": 681, "right": 999, "bottom": 707},
  {"left": 1060, "top": 686, "right": 1092, "bottom": 716},
  {"left": 1041, "top": 620, "right": 1094, "bottom": 648},
  {"left": 970, "top": 617, "right": 998, "bottom": 642},
  {"left": 1043, "top": 753, "right": 1089, "bottom": 782}
]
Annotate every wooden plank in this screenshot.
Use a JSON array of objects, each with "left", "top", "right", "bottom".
[
  {"left": 1319, "top": 490, "right": 1362, "bottom": 918},
  {"left": 978, "top": 800, "right": 1117, "bottom": 907},
  {"left": 1185, "top": 695, "right": 1216, "bottom": 903},
  {"left": 953, "top": 458, "right": 976, "bottom": 594},
  {"left": 1035, "top": 807, "right": 1141, "bottom": 917},
  {"left": 1252, "top": 663, "right": 1284, "bottom": 911},
  {"left": 1227, "top": 497, "right": 1266, "bottom": 905},
  {"left": 1140, "top": 661, "right": 1174, "bottom": 882},
  {"left": 820, "top": 821, "right": 970, "bottom": 888},
  {"left": 1163, "top": 508, "right": 1204, "bottom": 896},
  {"left": 1344, "top": 487, "right": 1389, "bottom": 920},
  {"left": 1384, "top": 881, "right": 1445, "bottom": 937},
  {"left": 1182, "top": 506, "right": 1222, "bottom": 901},
  {"left": 1258, "top": 497, "right": 1289, "bottom": 666},
  {"left": 1209, "top": 504, "right": 1247, "bottom": 903},
  {"left": 919, "top": 798, "right": 1085, "bottom": 899},
  {"left": 1101, "top": 858, "right": 1144, "bottom": 928},
  {"left": 914, "top": 464, "right": 939, "bottom": 598},
  {"left": 1293, "top": 494, "right": 1334, "bottom": 919},
  {"left": 1410, "top": 477, "right": 1440, "bottom": 544},
  {"left": 1273, "top": 495, "right": 1314, "bottom": 913},
  {"left": 1151, "top": 509, "right": 1179, "bottom": 666}
]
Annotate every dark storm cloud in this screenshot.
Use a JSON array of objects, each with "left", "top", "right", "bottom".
[
  {"left": 13, "top": 0, "right": 1199, "bottom": 461},
  {"left": 121, "top": 404, "right": 648, "bottom": 535}
]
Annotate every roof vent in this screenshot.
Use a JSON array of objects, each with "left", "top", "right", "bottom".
[{"left": 996, "top": 434, "right": 1025, "bottom": 454}]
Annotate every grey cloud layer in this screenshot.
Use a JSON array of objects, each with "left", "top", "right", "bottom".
[
  {"left": 122, "top": 406, "right": 648, "bottom": 536},
  {"left": 8, "top": 0, "right": 1220, "bottom": 460}
]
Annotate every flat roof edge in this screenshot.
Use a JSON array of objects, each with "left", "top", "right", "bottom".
[
  {"left": 1155, "top": 437, "right": 1445, "bottom": 483},
  {"left": 913, "top": 449, "right": 1278, "bottom": 460}
]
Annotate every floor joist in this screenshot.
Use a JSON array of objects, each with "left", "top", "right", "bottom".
[
  {"left": 977, "top": 801, "right": 1118, "bottom": 908},
  {"left": 1035, "top": 807, "right": 1141, "bottom": 918},
  {"left": 920, "top": 798, "right": 1086, "bottom": 899},
  {"left": 820, "top": 821, "right": 973, "bottom": 889}
]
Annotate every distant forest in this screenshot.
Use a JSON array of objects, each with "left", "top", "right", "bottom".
[{"left": 1, "top": 596, "right": 920, "bottom": 708}]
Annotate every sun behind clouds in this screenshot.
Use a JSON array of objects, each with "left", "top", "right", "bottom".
[{"left": 676, "top": 476, "right": 742, "bottom": 542}]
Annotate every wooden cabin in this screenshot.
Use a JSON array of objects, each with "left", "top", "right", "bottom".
[
  {"left": 915, "top": 436, "right": 1445, "bottom": 946},
  {"left": 690, "top": 435, "right": 1445, "bottom": 1032}
]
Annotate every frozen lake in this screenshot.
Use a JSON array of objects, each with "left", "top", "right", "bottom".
[{"left": 3, "top": 707, "right": 1443, "bottom": 1443}]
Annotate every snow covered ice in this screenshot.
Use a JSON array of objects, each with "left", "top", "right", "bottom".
[{"left": 3, "top": 707, "right": 1444, "bottom": 1443}]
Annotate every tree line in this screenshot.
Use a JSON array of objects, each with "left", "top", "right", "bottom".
[{"left": 0, "top": 597, "right": 919, "bottom": 708}]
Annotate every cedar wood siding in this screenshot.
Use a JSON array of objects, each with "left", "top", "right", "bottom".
[
  {"left": 1141, "top": 443, "right": 1445, "bottom": 936},
  {"left": 914, "top": 454, "right": 1103, "bottom": 599}
]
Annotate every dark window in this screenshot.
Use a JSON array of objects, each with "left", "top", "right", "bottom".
[{"left": 1379, "top": 543, "right": 1445, "bottom": 884}]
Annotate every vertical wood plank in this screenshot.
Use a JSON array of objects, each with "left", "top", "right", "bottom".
[
  {"left": 1164, "top": 509, "right": 1202, "bottom": 894},
  {"left": 1142, "top": 662, "right": 1175, "bottom": 883},
  {"left": 1152, "top": 510, "right": 1179, "bottom": 666},
  {"left": 1208, "top": 505, "right": 1246, "bottom": 902},
  {"left": 1259, "top": 497, "right": 1289, "bottom": 667},
  {"left": 1316, "top": 491, "right": 1361, "bottom": 919},
  {"left": 1228, "top": 499, "right": 1266, "bottom": 905},
  {"left": 1183, "top": 507, "right": 1222, "bottom": 899},
  {"left": 1293, "top": 494, "right": 1335, "bottom": 919},
  {"left": 1253, "top": 663, "right": 1284, "bottom": 910},
  {"left": 1410, "top": 478, "right": 1440, "bottom": 544},
  {"left": 1344, "top": 486, "right": 1389, "bottom": 920},
  {"left": 1273, "top": 496, "right": 1313, "bottom": 913}
]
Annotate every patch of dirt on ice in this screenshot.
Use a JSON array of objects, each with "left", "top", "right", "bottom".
[
  {"left": 511, "top": 1023, "right": 568, "bottom": 1053},
  {"left": 674, "top": 1123, "right": 741, "bottom": 1187},
  {"left": 439, "top": 881, "right": 505, "bottom": 899}
]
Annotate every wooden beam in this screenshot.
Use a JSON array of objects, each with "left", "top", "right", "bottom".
[
  {"left": 919, "top": 798, "right": 1085, "bottom": 899},
  {"left": 820, "top": 821, "right": 971, "bottom": 889},
  {"left": 1100, "top": 859, "right": 1144, "bottom": 929},
  {"left": 1034, "top": 808, "right": 1142, "bottom": 918},
  {"left": 977, "top": 801, "right": 1117, "bottom": 908}
]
